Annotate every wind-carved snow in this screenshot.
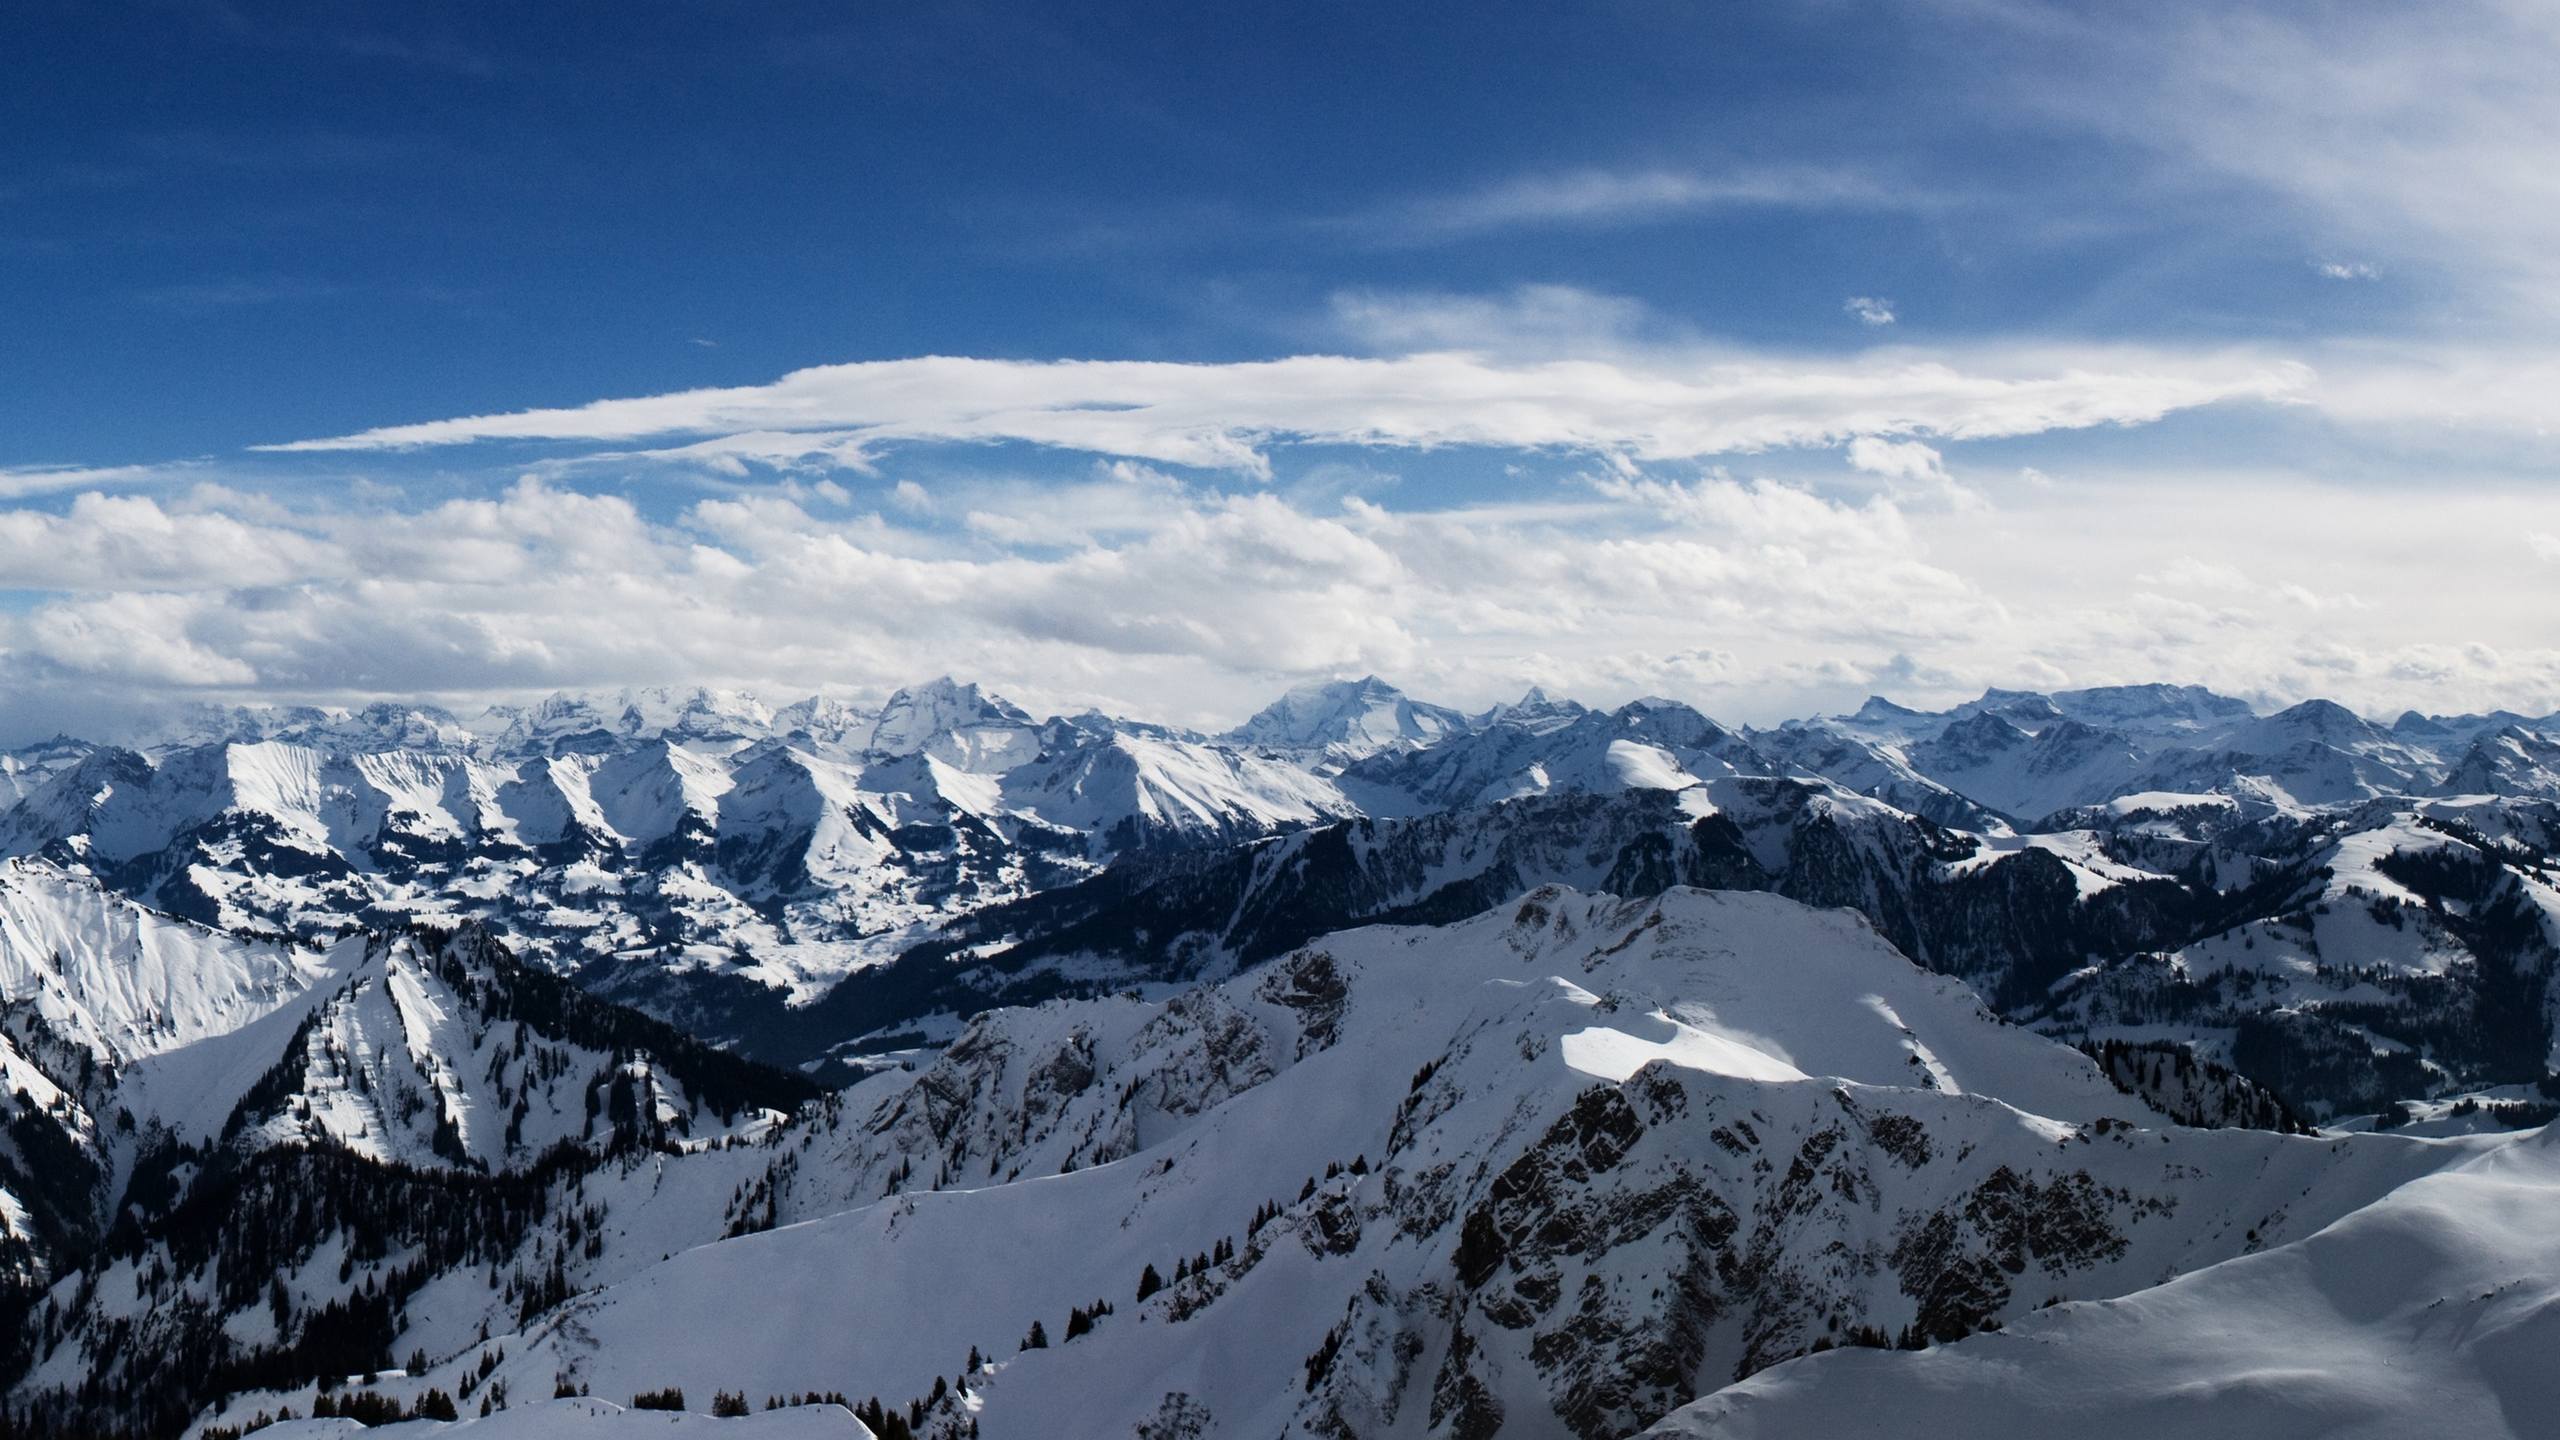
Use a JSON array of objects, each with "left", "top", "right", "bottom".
[
  {"left": 1603, "top": 739, "right": 1704, "bottom": 793},
  {"left": 12, "top": 857, "right": 2552, "bottom": 1440},
  {"left": 1859, "top": 994, "right": 1958, "bottom": 1094},
  {"left": 1560, "top": 1010, "right": 1808, "bottom": 1084}
]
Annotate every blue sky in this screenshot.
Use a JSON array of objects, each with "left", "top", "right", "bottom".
[{"left": 4, "top": 1, "right": 2558, "bottom": 737}]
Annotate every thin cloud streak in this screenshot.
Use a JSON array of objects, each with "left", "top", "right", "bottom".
[
  {"left": 0, "top": 462, "right": 202, "bottom": 502},
  {"left": 1327, "top": 165, "right": 1935, "bottom": 246}
]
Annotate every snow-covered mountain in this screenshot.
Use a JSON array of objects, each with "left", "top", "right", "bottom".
[
  {"left": 17, "top": 883, "right": 2523, "bottom": 1440},
  {"left": 6, "top": 675, "right": 2555, "bottom": 1088},
  {"left": 0, "top": 680, "right": 1366, "bottom": 1021},
  {"left": 1224, "top": 676, "right": 1474, "bottom": 769},
  {"left": 1780, "top": 684, "right": 2560, "bottom": 822},
  {"left": 9, "top": 676, "right": 2560, "bottom": 1438},
  {"left": 1336, "top": 697, "right": 1770, "bottom": 817}
]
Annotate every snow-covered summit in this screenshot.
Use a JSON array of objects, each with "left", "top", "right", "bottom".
[
  {"left": 1223, "top": 675, "right": 1473, "bottom": 766},
  {"left": 864, "top": 677, "right": 1041, "bottom": 772}
]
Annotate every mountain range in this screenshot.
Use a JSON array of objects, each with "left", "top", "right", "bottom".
[{"left": 3, "top": 675, "right": 2558, "bottom": 1439}]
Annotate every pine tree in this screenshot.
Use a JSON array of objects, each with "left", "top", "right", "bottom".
[{"left": 1136, "top": 1262, "right": 1163, "bottom": 1301}]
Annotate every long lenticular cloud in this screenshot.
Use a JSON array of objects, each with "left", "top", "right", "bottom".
[{"left": 260, "top": 347, "right": 2311, "bottom": 475}]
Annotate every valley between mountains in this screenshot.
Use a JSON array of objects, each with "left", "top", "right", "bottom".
[{"left": 4, "top": 676, "right": 2558, "bottom": 1440}]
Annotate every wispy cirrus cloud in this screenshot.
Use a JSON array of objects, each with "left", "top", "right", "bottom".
[
  {"left": 1980, "top": 0, "right": 2560, "bottom": 323},
  {"left": 1328, "top": 164, "right": 1928, "bottom": 246}
]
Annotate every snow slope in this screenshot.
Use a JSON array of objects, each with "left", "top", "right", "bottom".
[
  {"left": 0, "top": 857, "right": 336, "bottom": 1071},
  {"left": 369, "top": 888, "right": 2474, "bottom": 1440},
  {"left": 1651, "top": 1121, "right": 2560, "bottom": 1440}
]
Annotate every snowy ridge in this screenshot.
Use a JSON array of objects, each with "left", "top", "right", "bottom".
[
  {"left": 0, "top": 858, "right": 332, "bottom": 1069},
  {"left": 182, "top": 886, "right": 2497, "bottom": 1440}
]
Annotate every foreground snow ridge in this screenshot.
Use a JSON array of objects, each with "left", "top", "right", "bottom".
[{"left": 140, "top": 884, "right": 2535, "bottom": 1440}]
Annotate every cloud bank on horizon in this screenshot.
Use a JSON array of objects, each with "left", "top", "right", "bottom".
[{"left": 3, "top": 0, "right": 2558, "bottom": 739}]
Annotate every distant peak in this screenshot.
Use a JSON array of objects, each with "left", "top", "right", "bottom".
[
  {"left": 1937, "top": 711, "right": 2030, "bottom": 746},
  {"left": 2266, "top": 697, "right": 2371, "bottom": 732},
  {"left": 1229, "top": 674, "right": 1466, "bottom": 759}
]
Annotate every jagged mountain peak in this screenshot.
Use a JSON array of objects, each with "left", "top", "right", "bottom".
[
  {"left": 867, "top": 676, "right": 1040, "bottom": 772},
  {"left": 1849, "top": 693, "right": 1928, "bottom": 723},
  {"left": 2255, "top": 695, "right": 2382, "bottom": 741},
  {"left": 1224, "top": 674, "right": 1472, "bottom": 764},
  {"left": 1472, "top": 685, "right": 1589, "bottom": 734}
]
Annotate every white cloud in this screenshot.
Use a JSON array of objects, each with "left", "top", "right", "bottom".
[
  {"left": 262, "top": 345, "right": 2308, "bottom": 478},
  {"left": 0, "top": 492, "right": 338, "bottom": 590},
  {"left": 2529, "top": 531, "right": 2560, "bottom": 562},
  {"left": 1845, "top": 436, "right": 1984, "bottom": 511},
  {"left": 1844, "top": 296, "right": 1897, "bottom": 326},
  {"left": 1845, "top": 437, "right": 1944, "bottom": 484},
  {"left": 2315, "top": 261, "right": 2380, "bottom": 281},
  {"left": 2293, "top": 341, "right": 2560, "bottom": 441},
  {"left": 3, "top": 461, "right": 2557, "bottom": 733},
  {"left": 23, "top": 593, "right": 260, "bottom": 687}
]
